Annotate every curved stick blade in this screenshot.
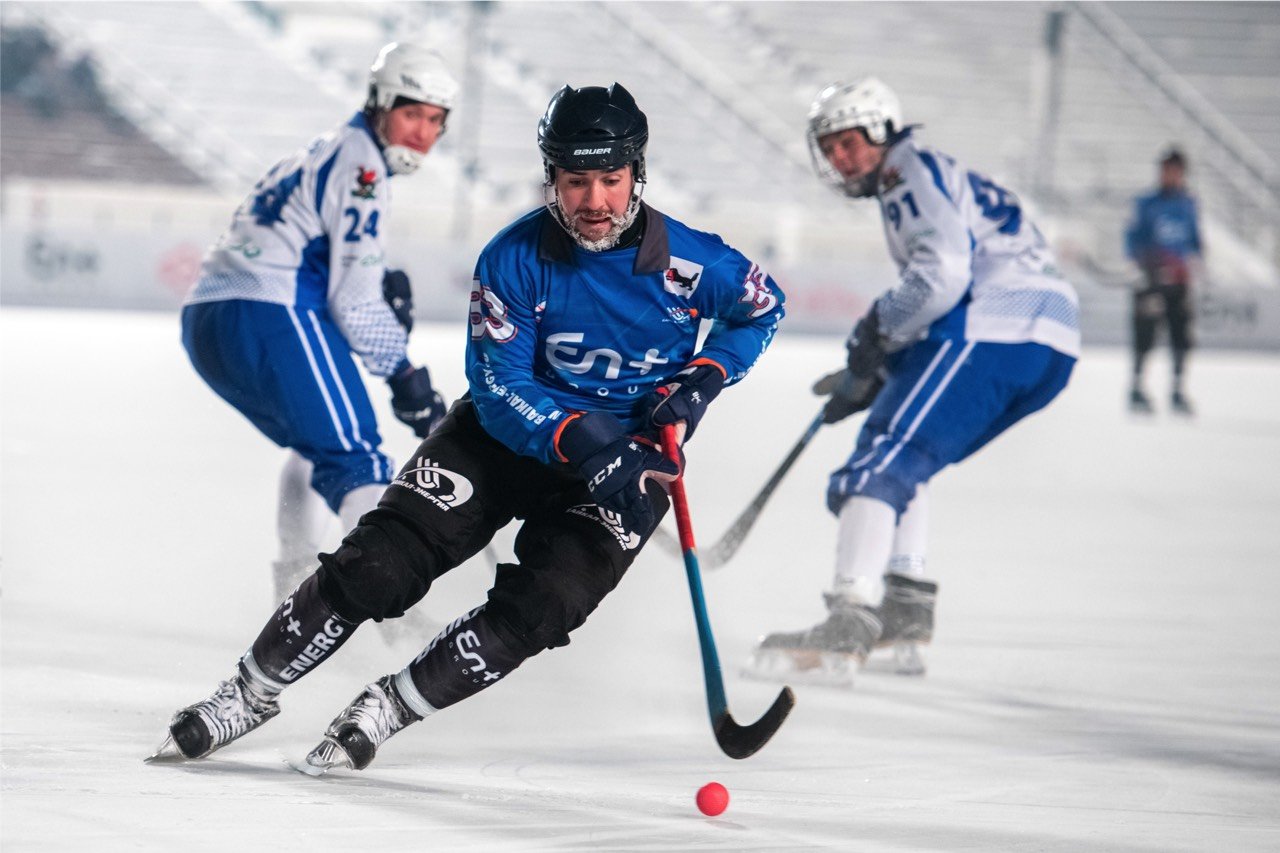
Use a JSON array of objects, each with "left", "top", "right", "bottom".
[{"left": 712, "top": 686, "right": 796, "bottom": 759}]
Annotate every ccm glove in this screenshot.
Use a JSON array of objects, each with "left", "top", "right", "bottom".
[
  {"left": 646, "top": 362, "right": 726, "bottom": 443},
  {"left": 387, "top": 363, "right": 448, "bottom": 438},
  {"left": 382, "top": 269, "right": 414, "bottom": 333},
  {"left": 813, "top": 367, "right": 884, "bottom": 425},
  {"left": 557, "top": 411, "right": 680, "bottom": 535}
]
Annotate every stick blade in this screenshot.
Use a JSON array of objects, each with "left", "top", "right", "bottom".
[{"left": 712, "top": 686, "right": 796, "bottom": 759}]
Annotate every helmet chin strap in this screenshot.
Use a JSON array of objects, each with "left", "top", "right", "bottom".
[
  {"left": 374, "top": 110, "right": 425, "bottom": 175},
  {"left": 383, "top": 145, "right": 424, "bottom": 175},
  {"left": 842, "top": 170, "right": 879, "bottom": 198},
  {"left": 543, "top": 183, "right": 644, "bottom": 252}
]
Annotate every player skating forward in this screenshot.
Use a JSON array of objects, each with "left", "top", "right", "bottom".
[
  {"left": 152, "top": 82, "right": 785, "bottom": 773},
  {"left": 181, "top": 44, "right": 456, "bottom": 602},
  {"left": 747, "top": 78, "right": 1079, "bottom": 685}
]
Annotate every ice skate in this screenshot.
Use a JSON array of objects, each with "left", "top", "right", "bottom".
[
  {"left": 146, "top": 671, "right": 280, "bottom": 762},
  {"left": 1171, "top": 389, "right": 1195, "bottom": 417},
  {"left": 1128, "top": 387, "right": 1154, "bottom": 415},
  {"left": 298, "top": 675, "right": 420, "bottom": 775},
  {"left": 875, "top": 573, "right": 938, "bottom": 676},
  {"left": 744, "top": 592, "right": 883, "bottom": 688}
]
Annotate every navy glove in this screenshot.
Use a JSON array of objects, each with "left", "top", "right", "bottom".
[
  {"left": 813, "top": 367, "right": 884, "bottom": 425},
  {"left": 646, "top": 362, "right": 725, "bottom": 443},
  {"left": 387, "top": 363, "right": 447, "bottom": 438},
  {"left": 557, "top": 411, "right": 680, "bottom": 536},
  {"left": 382, "top": 269, "right": 414, "bottom": 333},
  {"left": 846, "top": 303, "right": 887, "bottom": 380}
]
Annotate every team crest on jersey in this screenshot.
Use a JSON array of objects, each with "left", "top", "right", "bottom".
[
  {"left": 352, "top": 167, "right": 378, "bottom": 199},
  {"left": 665, "top": 306, "right": 699, "bottom": 325},
  {"left": 879, "top": 166, "right": 904, "bottom": 193},
  {"left": 392, "top": 457, "right": 474, "bottom": 511},
  {"left": 664, "top": 257, "right": 704, "bottom": 299}
]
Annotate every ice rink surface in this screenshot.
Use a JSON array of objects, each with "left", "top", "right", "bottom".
[{"left": 3, "top": 307, "right": 1279, "bottom": 851}]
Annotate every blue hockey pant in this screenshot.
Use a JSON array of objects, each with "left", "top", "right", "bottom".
[
  {"left": 182, "top": 299, "right": 393, "bottom": 512},
  {"left": 827, "top": 339, "right": 1076, "bottom": 517}
]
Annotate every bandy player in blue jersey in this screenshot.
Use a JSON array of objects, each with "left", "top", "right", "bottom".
[
  {"left": 181, "top": 43, "right": 456, "bottom": 602},
  {"left": 152, "top": 83, "right": 785, "bottom": 772},
  {"left": 1124, "top": 147, "right": 1203, "bottom": 416},
  {"left": 749, "top": 78, "right": 1080, "bottom": 684}
]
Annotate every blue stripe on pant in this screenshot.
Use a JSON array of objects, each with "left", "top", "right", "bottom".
[
  {"left": 827, "top": 339, "right": 1076, "bottom": 516},
  {"left": 182, "top": 299, "right": 392, "bottom": 511}
]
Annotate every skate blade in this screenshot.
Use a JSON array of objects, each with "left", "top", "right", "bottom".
[
  {"left": 891, "top": 642, "right": 926, "bottom": 676},
  {"left": 144, "top": 733, "right": 185, "bottom": 764},
  {"left": 293, "top": 738, "right": 353, "bottom": 777},
  {"left": 741, "top": 648, "right": 860, "bottom": 688}
]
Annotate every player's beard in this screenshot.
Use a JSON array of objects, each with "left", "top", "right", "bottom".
[{"left": 558, "top": 196, "right": 640, "bottom": 252}]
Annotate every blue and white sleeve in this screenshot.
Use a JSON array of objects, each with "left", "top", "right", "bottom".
[
  {"left": 323, "top": 147, "right": 408, "bottom": 378},
  {"left": 694, "top": 251, "right": 786, "bottom": 385},
  {"left": 875, "top": 152, "right": 973, "bottom": 344}
]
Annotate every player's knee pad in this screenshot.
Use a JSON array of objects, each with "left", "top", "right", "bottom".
[
  {"left": 487, "top": 536, "right": 625, "bottom": 655},
  {"left": 315, "top": 510, "right": 435, "bottom": 623}
]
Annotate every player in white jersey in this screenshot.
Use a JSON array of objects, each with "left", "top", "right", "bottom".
[
  {"left": 181, "top": 43, "right": 458, "bottom": 601},
  {"left": 748, "top": 78, "right": 1080, "bottom": 684}
]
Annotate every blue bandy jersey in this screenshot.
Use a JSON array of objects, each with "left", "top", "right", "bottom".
[
  {"left": 871, "top": 134, "right": 1081, "bottom": 358},
  {"left": 186, "top": 113, "right": 408, "bottom": 377},
  {"left": 1124, "top": 189, "right": 1202, "bottom": 264},
  {"left": 466, "top": 205, "right": 786, "bottom": 463}
]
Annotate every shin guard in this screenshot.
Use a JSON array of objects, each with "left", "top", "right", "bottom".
[
  {"left": 240, "top": 572, "right": 360, "bottom": 692},
  {"left": 399, "top": 605, "right": 527, "bottom": 715}
]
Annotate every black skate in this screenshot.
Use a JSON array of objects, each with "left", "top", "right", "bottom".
[
  {"left": 1171, "top": 390, "right": 1195, "bottom": 417},
  {"left": 147, "top": 672, "right": 281, "bottom": 762},
  {"left": 875, "top": 573, "right": 938, "bottom": 676},
  {"left": 744, "top": 593, "right": 883, "bottom": 688},
  {"left": 1128, "top": 388, "right": 1154, "bottom": 415},
  {"left": 298, "top": 675, "right": 421, "bottom": 775}
]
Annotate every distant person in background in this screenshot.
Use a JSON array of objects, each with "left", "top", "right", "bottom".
[
  {"left": 181, "top": 43, "right": 456, "bottom": 601},
  {"left": 1124, "top": 147, "right": 1203, "bottom": 416},
  {"left": 747, "top": 78, "right": 1079, "bottom": 685}
]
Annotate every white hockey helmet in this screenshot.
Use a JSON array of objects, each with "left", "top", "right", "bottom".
[
  {"left": 366, "top": 43, "right": 459, "bottom": 175},
  {"left": 806, "top": 78, "right": 902, "bottom": 197},
  {"left": 367, "top": 42, "right": 458, "bottom": 112}
]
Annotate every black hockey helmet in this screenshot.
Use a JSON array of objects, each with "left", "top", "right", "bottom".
[{"left": 537, "top": 83, "right": 648, "bottom": 184}]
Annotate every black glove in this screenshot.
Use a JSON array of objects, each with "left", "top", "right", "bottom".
[
  {"left": 387, "top": 364, "right": 447, "bottom": 438},
  {"left": 645, "top": 362, "right": 725, "bottom": 443},
  {"left": 382, "top": 269, "right": 414, "bottom": 333},
  {"left": 813, "top": 367, "right": 884, "bottom": 425},
  {"left": 557, "top": 411, "right": 680, "bottom": 536},
  {"left": 846, "top": 303, "right": 887, "bottom": 380}
]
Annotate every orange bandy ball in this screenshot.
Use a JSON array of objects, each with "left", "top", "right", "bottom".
[{"left": 696, "top": 781, "right": 729, "bottom": 816}]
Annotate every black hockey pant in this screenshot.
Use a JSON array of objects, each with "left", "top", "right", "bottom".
[
  {"left": 240, "top": 398, "right": 669, "bottom": 712},
  {"left": 1132, "top": 280, "right": 1193, "bottom": 377}
]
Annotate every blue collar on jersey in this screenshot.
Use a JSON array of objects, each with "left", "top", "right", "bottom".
[
  {"left": 884, "top": 125, "right": 920, "bottom": 149},
  {"left": 348, "top": 111, "right": 390, "bottom": 169},
  {"left": 537, "top": 201, "right": 671, "bottom": 274}
]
